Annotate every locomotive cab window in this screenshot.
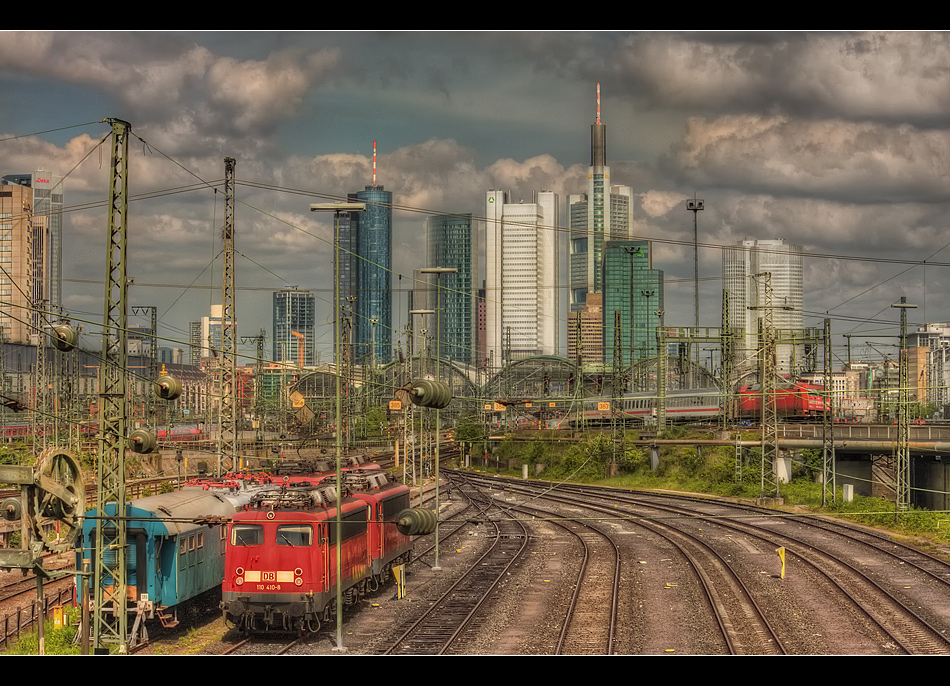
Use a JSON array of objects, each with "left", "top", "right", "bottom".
[
  {"left": 277, "top": 524, "right": 313, "bottom": 547},
  {"left": 231, "top": 523, "right": 264, "bottom": 546}
]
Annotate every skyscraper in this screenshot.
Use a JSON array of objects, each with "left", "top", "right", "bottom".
[
  {"left": 345, "top": 145, "right": 393, "bottom": 366},
  {"left": 567, "top": 292, "right": 605, "bottom": 367},
  {"left": 0, "top": 171, "right": 64, "bottom": 344},
  {"left": 723, "top": 239, "right": 804, "bottom": 378},
  {"left": 569, "top": 85, "right": 635, "bottom": 313},
  {"left": 426, "top": 213, "right": 476, "bottom": 365},
  {"left": 273, "top": 288, "right": 316, "bottom": 367},
  {"left": 485, "top": 189, "right": 559, "bottom": 364},
  {"left": 602, "top": 240, "right": 664, "bottom": 368}
]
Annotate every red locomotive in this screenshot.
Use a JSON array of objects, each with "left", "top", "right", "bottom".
[
  {"left": 737, "top": 382, "right": 829, "bottom": 419},
  {"left": 221, "top": 469, "right": 412, "bottom": 634}
]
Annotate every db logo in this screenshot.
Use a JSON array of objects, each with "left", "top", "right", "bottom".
[{"left": 262, "top": 571, "right": 277, "bottom": 582}]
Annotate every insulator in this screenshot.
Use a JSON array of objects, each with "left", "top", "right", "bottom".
[
  {"left": 155, "top": 375, "right": 182, "bottom": 401},
  {"left": 1, "top": 497, "right": 21, "bottom": 521},
  {"left": 128, "top": 429, "right": 158, "bottom": 454},
  {"left": 51, "top": 324, "right": 78, "bottom": 352},
  {"left": 395, "top": 507, "right": 438, "bottom": 536},
  {"left": 407, "top": 379, "right": 452, "bottom": 409}
]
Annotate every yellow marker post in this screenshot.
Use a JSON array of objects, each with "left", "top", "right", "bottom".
[
  {"left": 393, "top": 563, "right": 406, "bottom": 599},
  {"left": 776, "top": 547, "right": 786, "bottom": 579}
]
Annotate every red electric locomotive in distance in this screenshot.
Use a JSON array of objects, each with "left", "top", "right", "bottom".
[
  {"left": 221, "top": 470, "right": 412, "bottom": 634},
  {"left": 737, "top": 381, "right": 829, "bottom": 419}
]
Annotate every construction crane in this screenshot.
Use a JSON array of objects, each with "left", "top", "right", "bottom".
[{"left": 291, "top": 330, "right": 306, "bottom": 369}]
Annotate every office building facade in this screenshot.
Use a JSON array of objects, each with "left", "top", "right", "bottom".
[
  {"left": 723, "top": 239, "right": 804, "bottom": 378},
  {"left": 425, "top": 213, "right": 476, "bottom": 365},
  {"left": 602, "top": 240, "right": 664, "bottom": 368},
  {"left": 0, "top": 171, "right": 64, "bottom": 344},
  {"left": 347, "top": 184, "right": 393, "bottom": 365},
  {"left": 485, "top": 190, "right": 559, "bottom": 364},
  {"left": 273, "top": 288, "right": 316, "bottom": 367},
  {"left": 567, "top": 292, "right": 605, "bottom": 367}
]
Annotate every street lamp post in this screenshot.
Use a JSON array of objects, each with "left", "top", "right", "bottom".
[
  {"left": 420, "top": 266, "right": 457, "bottom": 571},
  {"left": 310, "top": 201, "right": 365, "bottom": 652},
  {"left": 687, "top": 196, "right": 704, "bottom": 388}
]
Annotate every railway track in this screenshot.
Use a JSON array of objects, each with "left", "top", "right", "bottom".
[
  {"left": 612, "top": 490, "right": 950, "bottom": 654},
  {"left": 380, "top": 477, "right": 529, "bottom": 655},
  {"left": 475, "top": 474, "right": 950, "bottom": 654},
  {"left": 461, "top": 472, "right": 783, "bottom": 654}
]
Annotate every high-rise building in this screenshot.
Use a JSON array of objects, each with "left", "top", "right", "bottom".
[
  {"left": 194, "top": 304, "right": 236, "bottom": 367},
  {"left": 485, "top": 189, "right": 559, "bottom": 364},
  {"left": 273, "top": 288, "right": 316, "bottom": 367},
  {"left": 602, "top": 240, "right": 664, "bottom": 368},
  {"left": 189, "top": 321, "right": 202, "bottom": 365},
  {"left": 346, "top": 181, "right": 393, "bottom": 366},
  {"left": 0, "top": 171, "right": 64, "bottom": 344},
  {"left": 569, "top": 85, "right": 635, "bottom": 313},
  {"left": 722, "top": 239, "right": 804, "bottom": 378},
  {"left": 567, "top": 292, "right": 605, "bottom": 367},
  {"left": 425, "top": 213, "right": 476, "bottom": 365}
]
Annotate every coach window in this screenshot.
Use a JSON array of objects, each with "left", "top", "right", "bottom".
[
  {"left": 231, "top": 523, "right": 264, "bottom": 546},
  {"left": 277, "top": 524, "right": 313, "bottom": 547}
]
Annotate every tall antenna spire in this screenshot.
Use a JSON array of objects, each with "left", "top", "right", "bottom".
[
  {"left": 591, "top": 83, "right": 606, "bottom": 171},
  {"left": 373, "top": 140, "right": 377, "bottom": 186},
  {"left": 596, "top": 82, "right": 601, "bottom": 125}
]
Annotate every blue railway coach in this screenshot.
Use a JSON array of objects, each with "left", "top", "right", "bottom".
[{"left": 78, "top": 486, "right": 262, "bottom": 646}]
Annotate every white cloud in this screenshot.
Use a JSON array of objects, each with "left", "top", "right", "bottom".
[
  {"left": 614, "top": 32, "right": 950, "bottom": 123},
  {"left": 667, "top": 115, "right": 950, "bottom": 202}
]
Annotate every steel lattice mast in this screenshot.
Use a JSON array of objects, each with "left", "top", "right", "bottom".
[
  {"left": 721, "top": 289, "right": 735, "bottom": 428},
  {"left": 218, "top": 157, "right": 237, "bottom": 474},
  {"left": 241, "top": 329, "right": 265, "bottom": 446},
  {"left": 132, "top": 306, "right": 158, "bottom": 428},
  {"left": 93, "top": 118, "right": 131, "bottom": 653},
  {"left": 894, "top": 296, "right": 916, "bottom": 515},
  {"left": 755, "top": 271, "right": 780, "bottom": 499},
  {"left": 822, "top": 317, "right": 836, "bottom": 506}
]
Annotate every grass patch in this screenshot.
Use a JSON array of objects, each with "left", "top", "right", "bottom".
[
  {"left": 2, "top": 606, "right": 82, "bottom": 655},
  {"left": 470, "top": 428, "right": 950, "bottom": 549}
]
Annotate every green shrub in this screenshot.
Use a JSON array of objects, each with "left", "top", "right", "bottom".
[{"left": 3, "top": 606, "right": 82, "bottom": 655}]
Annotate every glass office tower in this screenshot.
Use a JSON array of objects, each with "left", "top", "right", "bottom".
[
  {"left": 273, "top": 288, "right": 316, "bottom": 367},
  {"left": 602, "top": 240, "right": 664, "bottom": 366},
  {"left": 426, "top": 213, "right": 476, "bottom": 365},
  {"left": 348, "top": 184, "right": 393, "bottom": 365}
]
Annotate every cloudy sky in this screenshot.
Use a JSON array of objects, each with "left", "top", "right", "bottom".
[{"left": 1, "top": 31, "right": 947, "bottom": 367}]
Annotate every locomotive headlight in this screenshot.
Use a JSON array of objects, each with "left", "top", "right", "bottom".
[
  {"left": 235, "top": 567, "right": 245, "bottom": 585},
  {"left": 295, "top": 577, "right": 303, "bottom": 586},
  {"left": 295, "top": 567, "right": 303, "bottom": 586},
  {"left": 235, "top": 576, "right": 244, "bottom": 586}
]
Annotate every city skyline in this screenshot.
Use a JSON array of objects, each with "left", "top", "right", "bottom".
[{"left": 0, "top": 31, "right": 947, "bottom": 368}]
